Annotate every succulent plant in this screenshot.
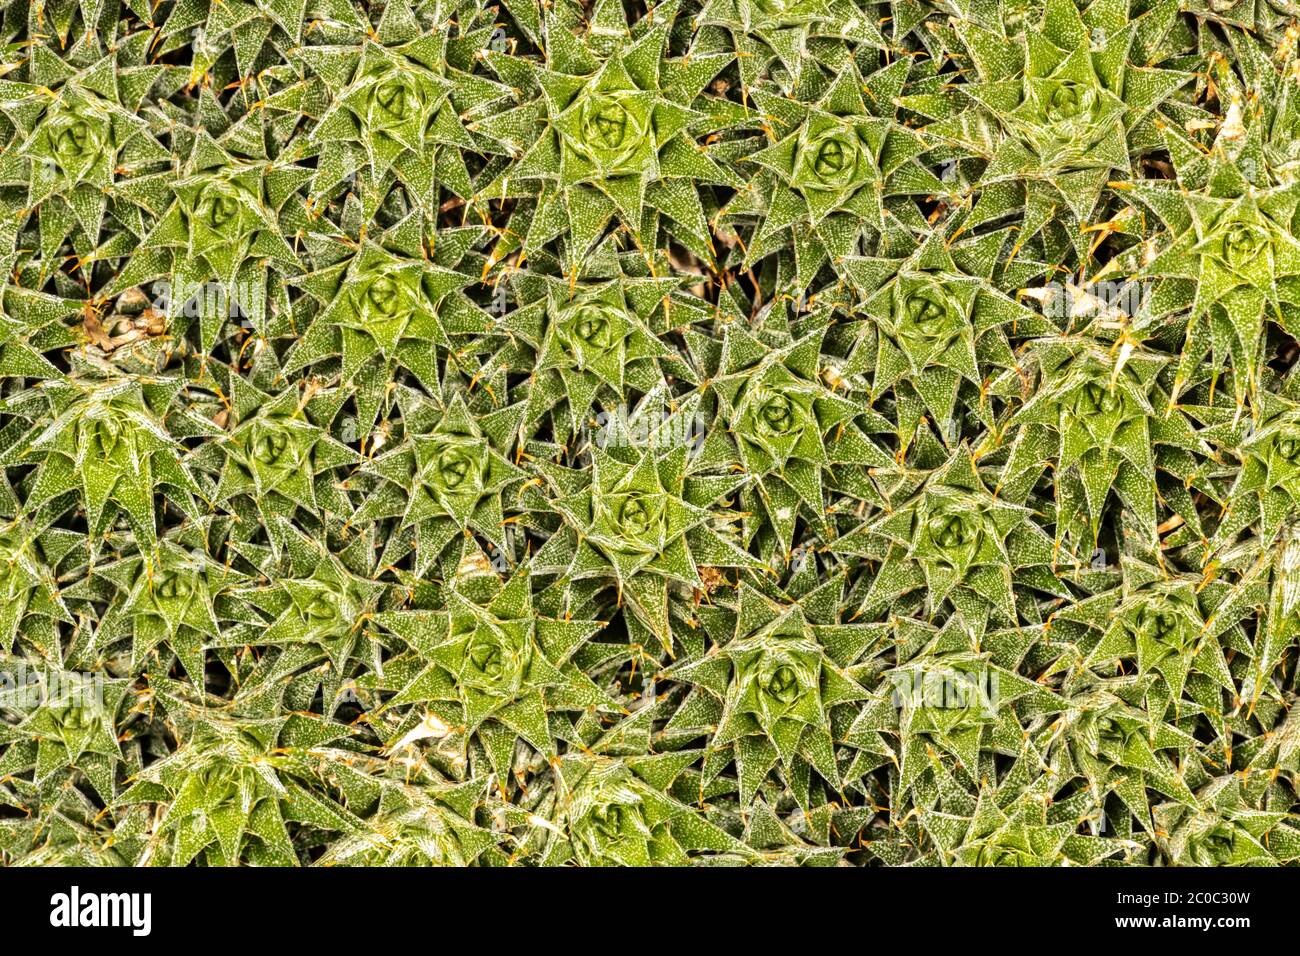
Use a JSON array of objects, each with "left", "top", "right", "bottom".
[
  {"left": 724, "top": 58, "right": 931, "bottom": 287},
  {"left": 117, "top": 144, "right": 309, "bottom": 352},
  {"left": 378, "top": 569, "right": 613, "bottom": 778},
  {"left": 711, "top": 323, "right": 885, "bottom": 551},
  {"left": 117, "top": 712, "right": 331, "bottom": 866},
  {"left": 836, "top": 451, "right": 1053, "bottom": 627},
  {"left": 537, "top": 756, "right": 750, "bottom": 866},
  {"left": 0, "top": 518, "right": 70, "bottom": 652},
  {"left": 541, "top": 443, "right": 761, "bottom": 651},
  {"left": 13, "top": 376, "right": 197, "bottom": 550},
  {"left": 353, "top": 395, "right": 523, "bottom": 576},
  {"left": 477, "top": 3, "right": 741, "bottom": 274},
  {"left": 913, "top": 0, "right": 1192, "bottom": 255},
  {"left": 665, "top": 593, "right": 866, "bottom": 804},
  {"left": 3, "top": 56, "right": 171, "bottom": 260},
  {"left": 210, "top": 385, "right": 360, "bottom": 541},
  {"left": 3, "top": 0, "right": 1299, "bottom": 872},
  {"left": 300, "top": 0, "right": 510, "bottom": 208}
]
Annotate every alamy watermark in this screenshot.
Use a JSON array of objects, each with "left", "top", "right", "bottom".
[
  {"left": 1040, "top": 280, "right": 1149, "bottom": 323},
  {"left": 768, "top": 544, "right": 813, "bottom": 575},
  {"left": 148, "top": 279, "right": 258, "bottom": 327},
  {"left": 888, "top": 667, "right": 1000, "bottom": 718},
  {"left": 0, "top": 663, "right": 108, "bottom": 711},
  {"left": 485, "top": 282, "right": 511, "bottom": 317},
  {"left": 487, "top": 525, "right": 519, "bottom": 573},
  {"left": 49, "top": 886, "right": 151, "bottom": 936},
  {"left": 587, "top": 404, "right": 708, "bottom": 455}
]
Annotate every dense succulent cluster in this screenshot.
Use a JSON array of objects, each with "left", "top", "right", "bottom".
[{"left": 2, "top": 0, "right": 1300, "bottom": 868}]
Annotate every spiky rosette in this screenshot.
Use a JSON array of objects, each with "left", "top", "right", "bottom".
[
  {"left": 286, "top": 236, "right": 489, "bottom": 427},
  {"left": 115, "top": 144, "right": 308, "bottom": 352},
  {"left": 500, "top": 274, "right": 678, "bottom": 437},
  {"left": 694, "top": 0, "right": 885, "bottom": 90},
  {"left": 834, "top": 450, "right": 1053, "bottom": 628},
  {"left": 538, "top": 442, "right": 761, "bottom": 651},
  {"left": 11, "top": 375, "right": 198, "bottom": 551},
  {"left": 723, "top": 59, "right": 932, "bottom": 288},
  {"left": 710, "top": 322, "right": 887, "bottom": 553},
  {"left": 351, "top": 394, "right": 523, "bottom": 577},
  {"left": 664, "top": 589, "right": 867, "bottom": 804},
  {"left": 377, "top": 569, "right": 613, "bottom": 781},
  {"left": 210, "top": 385, "right": 361, "bottom": 541},
  {"left": 922, "top": 0, "right": 1189, "bottom": 250},
  {"left": 0, "top": 53, "right": 171, "bottom": 259},
  {"left": 116, "top": 710, "right": 350, "bottom": 866},
  {"left": 476, "top": 4, "right": 740, "bottom": 274},
  {"left": 530, "top": 755, "right": 751, "bottom": 866},
  {"left": 1007, "top": 336, "right": 1207, "bottom": 548},
  {"left": 1125, "top": 122, "right": 1300, "bottom": 407},
  {"left": 298, "top": 0, "right": 512, "bottom": 210}
]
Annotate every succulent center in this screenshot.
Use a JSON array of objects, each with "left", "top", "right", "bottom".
[
  {"left": 618, "top": 495, "right": 655, "bottom": 537},
  {"left": 763, "top": 664, "right": 800, "bottom": 703},
  {"left": 374, "top": 78, "right": 418, "bottom": 122},
  {"left": 156, "top": 572, "right": 193, "bottom": 601},
  {"left": 575, "top": 313, "right": 613, "bottom": 348},
  {"left": 975, "top": 841, "right": 1035, "bottom": 866},
  {"left": 204, "top": 192, "right": 240, "bottom": 230},
  {"left": 1045, "top": 83, "right": 1092, "bottom": 123},
  {"left": 1221, "top": 223, "right": 1268, "bottom": 269},
  {"left": 757, "top": 394, "right": 797, "bottom": 436},
  {"left": 420, "top": 440, "right": 488, "bottom": 514},
  {"left": 147, "top": 568, "right": 198, "bottom": 625},
  {"left": 1133, "top": 606, "right": 1186, "bottom": 648},
  {"left": 591, "top": 803, "right": 630, "bottom": 841},
  {"left": 302, "top": 591, "right": 338, "bottom": 623},
  {"left": 54, "top": 121, "right": 93, "bottom": 160},
  {"left": 907, "top": 292, "right": 948, "bottom": 331},
  {"left": 437, "top": 446, "right": 476, "bottom": 489},
  {"left": 197, "top": 766, "right": 242, "bottom": 810},
  {"left": 1276, "top": 436, "right": 1300, "bottom": 462},
  {"left": 366, "top": 276, "right": 401, "bottom": 317},
  {"left": 897, "top": 286, "right": 962, "bottom": 356},
  {"left": 814, "top": 137, "right": 848, "bottom": 177},
  {"left": 583, "top": 96, "right": 630, "bottom": 150},
  {"left": 1097, "top": 715, "right": 1138, "bottom": 750},
  {"left": 929, "top": 514, "right": 974, "bottom": 549},
  {"left": 560, "top": 88, "right": 651, "bottom": 178},
  {"left": 798, "top": 128, "right": 865, "bottom": 191},
  {"left": 1076, "top": 382, "right": 1123, "bottom": 417},
  {"left": 87, "top": 417, "right": 123, "bottom": 460},
  {"left": 557, "top": 303, "right": 627, "bottom": 367},
  {"left": 255, "top": 431, "right": 290, "bottom": 466},
  {"left": 49, "top": 701, "right": 95, "bottom": 734}
]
